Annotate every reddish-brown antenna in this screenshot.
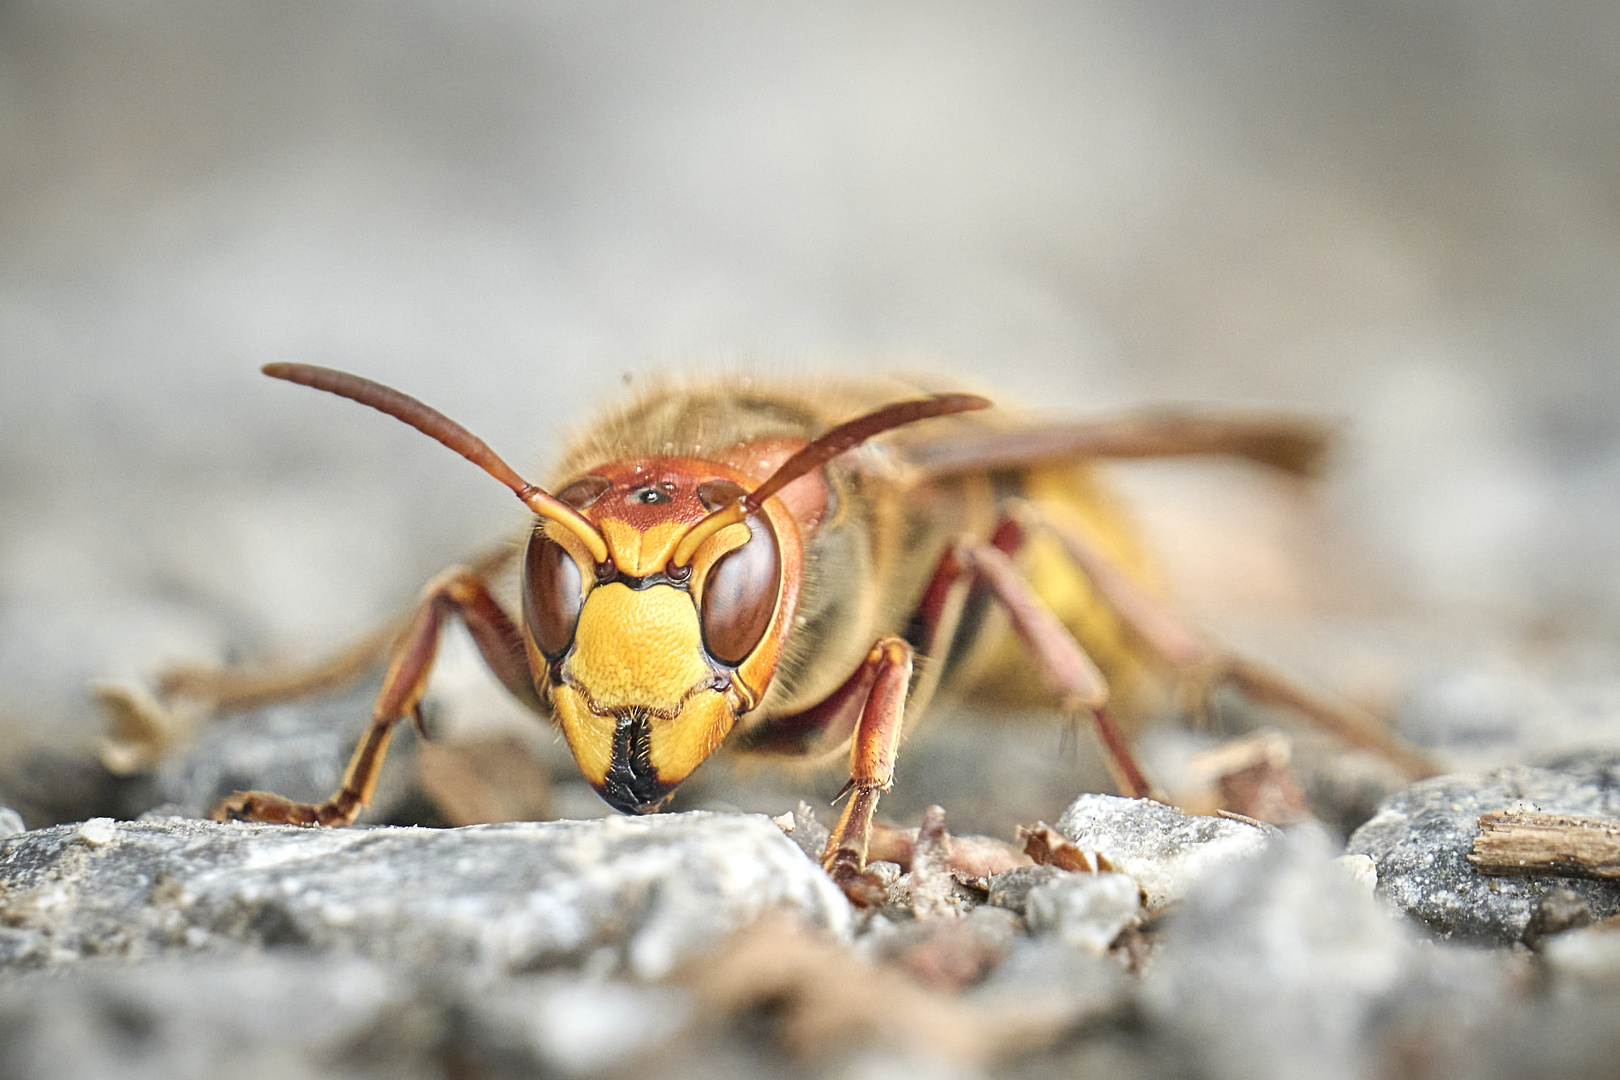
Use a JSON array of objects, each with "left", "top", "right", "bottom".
[
  {"left": 670, "top": 392, "right": 991, "bottom": 566},
  {"left": 262, "top": 364, "right": 610, "bottom": 563}
]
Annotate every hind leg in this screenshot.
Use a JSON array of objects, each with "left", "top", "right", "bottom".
[{"left": 1016, "top": 503, "right": 1437, "bottom": 779}]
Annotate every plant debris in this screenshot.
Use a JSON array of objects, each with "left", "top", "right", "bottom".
[
  {"left": 1470, "top": 808, "right": 1620, "bottom": 879},
  {"left": 1019, "top": 821, "right": 1117, "bottom": 873}
]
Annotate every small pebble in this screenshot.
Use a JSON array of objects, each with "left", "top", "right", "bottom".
[
  {"left": 1348, "top": 757, "right": 1620, "bottom": 944},
  {"left": 1024, "top": 872, "right": 1143, "bottom": 954},
  {"left": 1057, "top": 794, "right": 1275, "bottom": 910},
  {"left": 0, "top": 807, "right": 24, "bottom": 839},
  {"left": 866, "top": 860, "right": 903, "bottom": 888},
  {"left": 74, "top": 818, "right": 118, "bottom": 847},
  {"left": 1523, "top": 888, "right": 1593, "bottom": 950},
  {"left": 986, "top": 865, "right": 1065, "bottom": 915},
  {"left": 784, "top": 801, "right": 831, "bottom": 863},
  {"left": 1335, "top": 853, "right": 1378, "bottom": 895}
]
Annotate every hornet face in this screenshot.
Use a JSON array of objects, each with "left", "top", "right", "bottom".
[{"left": 521, "top": 459, "right": 798, "bottom": 813}]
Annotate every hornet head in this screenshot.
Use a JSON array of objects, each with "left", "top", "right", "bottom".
[{"left": 524, "top": 460, "right": 799, "bottom": 812}]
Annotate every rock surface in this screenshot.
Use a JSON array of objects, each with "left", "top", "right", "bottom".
[
  {"left": 0, "top": 952, "right": 704, "bottom": 1080},
  {"left": 7, "top": 790, "right": 1620, "bottom": 1079},
  {"left": 0, "top": 956, "right": 445, "bottom": 1080},
  {"left": 1146, "top": 824, "right": 1520, "bottom": 1080},
  {"left": 1055, "top": 794, "right": 1277, "bottom": 910},
  {"left": 1347, "top": 755, "right": 1620, "bottom": 944},
  {"left": 1023, "top": 871, "right": 1143, "bottom": 953},
  {"left": 985, "top": 864, "right": 1065, "bottom": 914},
  {"left": 1460, "top": 918, "right": 1620, "bottom": 1080},
  {"left": 0, "top": 812, "right": 851, "bottom": 980}
]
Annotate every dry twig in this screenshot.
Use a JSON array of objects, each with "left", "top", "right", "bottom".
[
  {"left": 1018, "top": 823, "right": 1115, "bottom": 873},
  {"left": 866, "top": 820, "right": 1031, "bottom": 876},
  {"left": 908, "top": 806, "right": 957, "bottom": 920},
  {"left": 1469, "top": 809, "right": 1620, "bottom": 879}
]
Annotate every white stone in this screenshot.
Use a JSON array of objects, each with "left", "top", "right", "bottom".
[
  {"left": 1055, "top": 795, "right": 1275, "bottom": 911},
  {"left": 1335, "top": 853, "right": 1378, "bottom": 895},
  {"left": 1024, "top": 871, "right": 1143, "bottom": 953},
  {"left": 0, "top": 813, "right": 852, "bottom": 979},
  {"left": 73, "top": 818, "right": 118, "bottom": 847}
]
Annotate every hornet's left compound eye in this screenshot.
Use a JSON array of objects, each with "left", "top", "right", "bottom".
[
  {"left": 699, "top": 514, "right": 780, "bottom": 666},
  {"left": 524, "top": 533, "right": 584, "bottom": 659}
]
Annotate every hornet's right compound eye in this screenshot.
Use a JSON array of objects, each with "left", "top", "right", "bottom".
[{"left": 523, "top": 532, "right": 584, "bottom": 659}]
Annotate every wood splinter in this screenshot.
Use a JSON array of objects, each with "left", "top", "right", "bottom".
[{"left": 1468, "top": 808, "right": 1620, "bottom": 880}]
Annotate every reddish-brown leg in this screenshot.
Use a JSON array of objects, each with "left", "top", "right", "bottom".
[
  {"left": 212, "top": 566, "right": 538, "bottom": 825},
  {"left": 1018, "top": 504, "right": 1438, "bottom": 779},
  {"left": 951, "top": 541, "right": 1156, "bottom": 799},
  {"left": 814, "top": 528, "right": 1158, "bottom": 900},
  {"left": 820, "top": 636, "right": 913, "bottom": 899}
]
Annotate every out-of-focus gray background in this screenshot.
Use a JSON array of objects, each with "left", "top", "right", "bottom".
[{"left": 3, "top": 1, "right": 1619, "bottom": 813}]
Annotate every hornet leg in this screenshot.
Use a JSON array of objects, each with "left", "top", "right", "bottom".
[
  {"left": 212, "top": 565, "right": 538, "bottom": 825},
  {"left": 820, "top": 637, "right": 914, "bottom": 901},
  {"left": 1017, "top": 503, "right": 1436, "bottom": 779},
  {"left": 951, "top": 539, "right": 1156, "bottom": 799}
]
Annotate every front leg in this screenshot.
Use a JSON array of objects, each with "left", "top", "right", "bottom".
[
  {"left": 820, "top": 637, "right": 913, "bottom": 898},
  {"left": 212, "top": 566, "right": 538, "bottom": 825}
]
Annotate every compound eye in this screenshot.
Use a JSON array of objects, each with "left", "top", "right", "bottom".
[
  {"left": 523, "top": 532, "right": 584, "bottom": 659},
  {"left": 700, "top": 515, "right": 780, "bottom": 666}
]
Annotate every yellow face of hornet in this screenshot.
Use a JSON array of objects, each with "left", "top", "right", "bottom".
[{"left": 522, "top": 458, "right": 801, "bottom": 813}]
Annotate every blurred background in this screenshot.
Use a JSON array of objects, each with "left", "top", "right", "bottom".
[{"left": 2, "top": 0, "right": 1619, "bottom": 829}]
